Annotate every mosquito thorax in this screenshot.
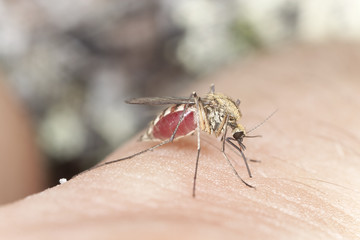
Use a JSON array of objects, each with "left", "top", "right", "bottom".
[
  {"left": 206, "top": 93, "right": 242, "bottom": 117},
  {"left": 203, "top": 93, "right": 244, "bottom": 135}
]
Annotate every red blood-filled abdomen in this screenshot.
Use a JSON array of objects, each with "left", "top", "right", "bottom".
[{"left": 152, "top": 109, "right": 196, "bottom": 140}]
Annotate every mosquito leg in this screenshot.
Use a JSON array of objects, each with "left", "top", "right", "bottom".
[
  {"left": 209, "top": 84, "right": 215, "bottom": 93},
  {"left": 192, "top": 92, "right": 202, "bottom": 198},
  {"left": 109, "top": 92, "right": 196, "bottom": 164},
  {"left": 222, "top": 150, "right": 255, "bottom": 189},
  {"left": 168, "top": 92, "right": 196, "bottom": 142},
  {"left": 226, "top": 138, "right": 252, "bottom": 178},
  {"left": 220, "top": 118, "right": 254, "bottom": 188},
  {"left": 115, "top": 92, "right": 196, "bottom": 162},
  {"left": 72, "top": 139, "right": 175, "bottom": 178},
  {"left": 221, "top": 116, "right": 229, "bottom": 152},
  {"left": 73, "top": 93, "right": 197, "bottom": 179},
  {"left": 249, "top": 159, "right": 261, "bottom": 163},
  {"left": 224, "top": 141, "right": 261, "bottom": 165},
  {"left": 220, "top": 117, "right": 254, "bottom": 188}
]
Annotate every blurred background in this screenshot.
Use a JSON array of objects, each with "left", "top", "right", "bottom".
[{"left": 1, "top": 0, "right": 360, "bottom": 204}]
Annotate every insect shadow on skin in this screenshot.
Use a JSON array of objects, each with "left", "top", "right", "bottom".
[{"left": 75, "top": 85, "right": 272, "bottom": 198}]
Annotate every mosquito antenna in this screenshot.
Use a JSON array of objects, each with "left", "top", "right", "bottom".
[{"left": 247, "top": 109, "right": 278, "bottom": 134}]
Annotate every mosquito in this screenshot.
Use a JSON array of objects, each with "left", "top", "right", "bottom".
[{"left": 79, "top": 85, "right": 268, "bottom": 197}]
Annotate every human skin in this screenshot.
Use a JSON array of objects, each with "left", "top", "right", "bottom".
[
  {"left": 0, "top": 75, "right": 45, "bottom": 204},
  {"left": 0, "top": 43, "right": 360, "bottom": 239}
]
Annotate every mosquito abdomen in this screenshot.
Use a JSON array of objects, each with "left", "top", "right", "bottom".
[{"left": 143, "top": 105, "right": 197, "bottom": 141}]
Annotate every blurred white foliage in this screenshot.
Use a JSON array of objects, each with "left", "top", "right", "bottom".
[
  {"left": 86, "top": 68, "right": 138, "bottom": 147},
  {"left": 239, "top": 0, "right": 360, "bottom": 41},
  {"left": 298, "top": 0, "right": 360, "bottom": 40},
  {"left": 34, "top": 0, "right": 103, "bottom": 29},
  {"left": 235, "top": 0, "right": 295, "bottom": 44},
  {"left": 0, "top": 2, "right": 29, "bottom": 57},
  {"left": 34, "top": 0, "right": 145, "bottom": 31},
  {"left": 170, "top": 0, "right": 360, "bottom": 73},
  {"left": 39, "top": 106, "right": 87, "bottom": 160},
  {"left": 171, "top": 0, "right": 239, "bottom": 73}
]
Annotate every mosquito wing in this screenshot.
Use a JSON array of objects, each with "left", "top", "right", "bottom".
[{"left": 125, "top": 97, "right": 195, "bottom": 105}]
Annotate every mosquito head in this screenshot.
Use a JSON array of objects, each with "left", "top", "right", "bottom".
[
  {"left": 233, "top": 129, "right": 246, "bottom": 151},
  {"left": 233, "top": 130, "right": 245, "bottom": 141}
]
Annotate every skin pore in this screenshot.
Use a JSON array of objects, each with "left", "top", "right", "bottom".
[{"left": 0, "top": 43, "right": 360, "bottom": 239}]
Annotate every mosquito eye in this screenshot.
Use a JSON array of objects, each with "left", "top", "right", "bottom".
[{"left": 233, "top": 131, "right": 244, "bottom": 140}]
